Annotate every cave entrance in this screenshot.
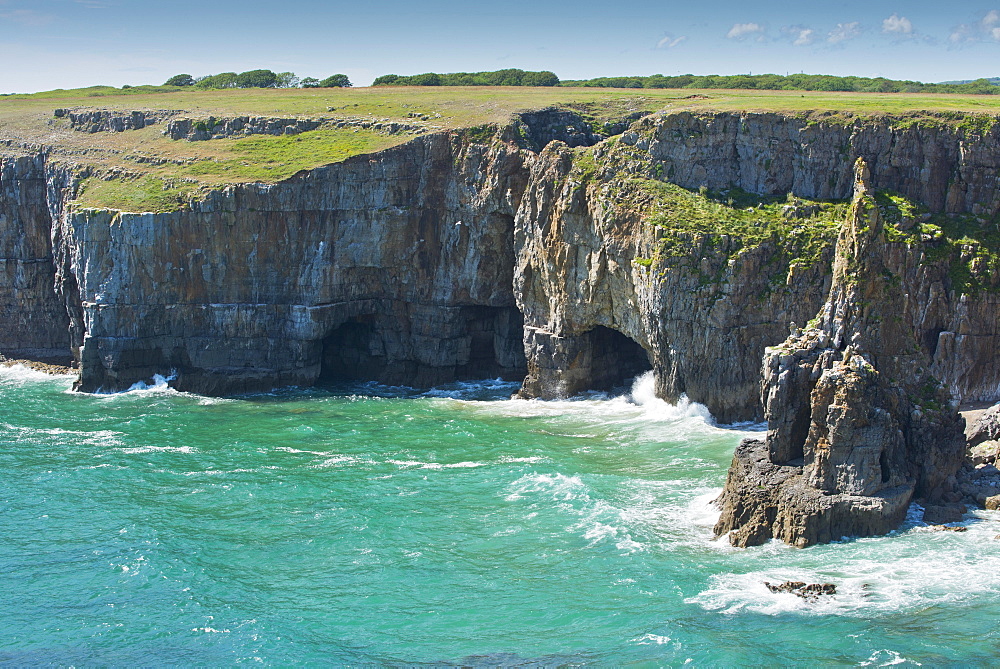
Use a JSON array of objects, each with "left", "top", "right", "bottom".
[
  {"left": 318, "top": 306, "right": 527, "bottom": 387},
  {"left": 319, "top": 316, "right": 385, "bottom": 383},
  {"left": 454, "top": 306, "right": 527, "bottom": 381},
  {"left": 584, "top": 326, "right": 653, "bottom": 392}
]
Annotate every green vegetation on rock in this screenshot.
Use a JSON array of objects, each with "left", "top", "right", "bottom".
[
  {"left": 71, "top": 126, "right": 410, "bottom": 211},
  {"left": 877, "top": 191, "right": 1000, "bottom": 294},
  {"left": 73, "top": 176, "right": 198, "bottom": 213},
  {"left": 643, "top": 182, "right": 846, "bottom": 266},
  {"left": 175, "top": 126, "right": 402, "bottom": 182}
]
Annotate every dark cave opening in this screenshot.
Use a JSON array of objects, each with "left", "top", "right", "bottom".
[
  {"left": 923, "top": 327, "right": 945, "bottom": 358},
  {"left": 453, "top": 305, "right": 527, "bottom": 380},
  {"left": 318, "top": 306, "right": 527, "bottom": 387},
  {"left": 584, "top": 325, "right": 653, "bottom": 392},
  {"left": 782, "top": 406, "right": 810, "bottom": 464},
  {"left": 319, "top": 316, "right": 384, "bottom": 383}
]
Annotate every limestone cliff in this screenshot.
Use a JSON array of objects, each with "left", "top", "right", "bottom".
[
  {"left": 0, "top": 154, "right": 72, "bottom": 364},
  {"left": 2, "top": 111, "right": 1000, "bottom": 542},
  {"left": 514, "top": 111, "right": 1000, "bottom": 422}
]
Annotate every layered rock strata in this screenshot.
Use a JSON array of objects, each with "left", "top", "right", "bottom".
[
  {"left": 164, "top": 116, "right": 425, "bottom": 141},
  {"left": 3, "top": 128, "right": 532, "bottom": 393},
  {"left": 713, "top": 160, "right": 967, "bottom": 547},
  {"left": 2, "top": 110, "right": 1000, "bottom": 422},
  {"left": 0, "top": 154, "right": 72, "bottom": 363},
  {"left": 514, "top": 112, "right": 1000, "bottom": 422},
  {"left": 59, "top": 109, "right": 180, "bottom": 133}
]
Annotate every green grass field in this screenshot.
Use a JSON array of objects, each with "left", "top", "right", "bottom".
[{"left": 4, "top": 85, "right": 1000, "bottom": 212}]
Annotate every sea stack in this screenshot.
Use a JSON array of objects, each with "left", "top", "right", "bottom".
[{"left": 714, "top": 158, "right": 967, "bottom": 547}]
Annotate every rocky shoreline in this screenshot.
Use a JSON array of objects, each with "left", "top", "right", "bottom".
[{"left": 0, "top": 354, "right": 76, "bottom": 375}]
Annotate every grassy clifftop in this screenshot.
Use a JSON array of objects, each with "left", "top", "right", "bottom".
[{"left": 4, "top": 85, "right": 1000, "bottom": 212}]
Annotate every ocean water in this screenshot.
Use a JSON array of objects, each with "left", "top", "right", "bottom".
[{"left": 2, "top": 367, "right": 1000, "bottom": 666}]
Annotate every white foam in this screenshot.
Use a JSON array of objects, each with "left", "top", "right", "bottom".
[
  {"left": 456, "top": 373, "right": 750, "bottom": 453},
  {"left": 420, "top": 378, "right": 522, "bottom": 400},
  {"left": 504, "top": 472, "right": 666, "bottom": 554},
  {"left": 275, "top": 446, "right": 334, "bottom": 456},
  {"left": 0, "top": 363, "right": 74, "bottom": 384},
  {"left": 117, "top": 445, "right": 195, "bottom": 454},
  {"left": 123, "top": 372, "right": 177, "bottom": 393},
  {"left": 506, "top": 472, "right": 586, "bottom": 501},
  {"left": 386, "top": 458, "right": 488, "bottom": 470},
  {"left": 312, "top": 455, "right": 361, "bottom": 468},
  {"left": 860, "top": 650, "right": 915, "bottom": 667},
  {"left": 85, "top": 372, "right": 181, "bottom": 398},
  {"left": 684, "top": 490, "right": 725, "bottom": 530},
  {"left": 687, "top": 511, "right": 1000, "bottom": 617},
  {"left": 628, "top": 371, "right": 714, "bottom": 423},
  {"left": 498, "top": 455, "right": 549, "bottom": 464}
]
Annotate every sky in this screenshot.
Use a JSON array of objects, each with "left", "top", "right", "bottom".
[{"left": 2, "top": 0, "right": 1000, "bottom": 93}]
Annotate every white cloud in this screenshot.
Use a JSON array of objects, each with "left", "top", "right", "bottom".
[
  {"left": 656, "top": 34, "right": 687, "bottom": 49},
  {"left": 793, "top": 28, "right": 815, "bottom": 46},
  {"left": 779, "top": 25, "right": 816, "bottom": 46},
  {"left": 727, "top": 22, "right": 766, "bottom": 41},
  {"left": 950, "top": 10, "right": 1000, "bottom": 44},
  {"left": 882, "top": 14, "right": 912, "bottom": 34},
  {"left": 827, "top": 21, "right": 861, "bottom": 44}
]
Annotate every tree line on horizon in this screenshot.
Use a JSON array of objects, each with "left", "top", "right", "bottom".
[
  {"left": 164, "top": 70, "right": 351, "bottom": 89},
  {"left": 366, "top": 69, "right": 998, "bottom": 94},
  {"left": 159, "top": 67, "right": 1000, "bottom": 95},
  {"left": 372, "top": 69, "right": 559, "bottom": 87},
  {"left": 555, "top": 73, "right": 1000, "bottom": 94}
]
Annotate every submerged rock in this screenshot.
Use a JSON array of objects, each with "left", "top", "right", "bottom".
[{"left": 764, "top": 581, "right": 837, "bottom": 600}]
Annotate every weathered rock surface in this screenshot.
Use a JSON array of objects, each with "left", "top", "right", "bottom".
[
  {"left": 764, "top": 581, "right": 837, "bottom": 600},
  {"left": 0, "top": 154, "right": 72, "bottom": 363},
  {"left": 516, "top": 109, "right": 610, "bottom": 149},
  {"left": 955, "top": 461, "right": 1000, "bottom": 504},
  {"left": 6, "top": 108, "right": 1000, "bottom": 545},
  {"left": 63, "top": 129, "right": 531, "bottom": 393},
  {"left": 514, "top": 112, "right": 1000, "bottom": 421},
  {"left": 714, "top": 160, "right": 968, "bottom": 547},
  {"left": 164, "top": 116, "right": 425, "bottom": 141},
  {"left": 635, "top": 111, "right": 1000, "bottom": 214},
  {"left": 968, "top": 403, "right": 1000, "bottom": 447},
  {"left": 64, "top": 109, "right": 180, "bottom": 133}
]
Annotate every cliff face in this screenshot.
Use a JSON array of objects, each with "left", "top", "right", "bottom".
[
  {"left": 5, "top": 107, "right": 1000, "bottom": 543},
  {"left": 636, "top": 111, "right": 997, "bottom": 213},
  {"left": 3, "top": 109, "right": 1000, "bottom": 414},
  {"left": 514, "top": 112, "right": 1000, "bottom": 422},
  {"left": 513, "top": 142, "right": 835, "bottom": 423},
  {"left": 9, "top": 129, "right": 530, "bottom": 393},
  {"left": 0, "top": 154, "right": 71, "bottom": 363}
]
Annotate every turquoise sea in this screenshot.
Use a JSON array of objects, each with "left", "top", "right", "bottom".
[{"left": 2, "top": 365, "right": 999, "bottom": 666}]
